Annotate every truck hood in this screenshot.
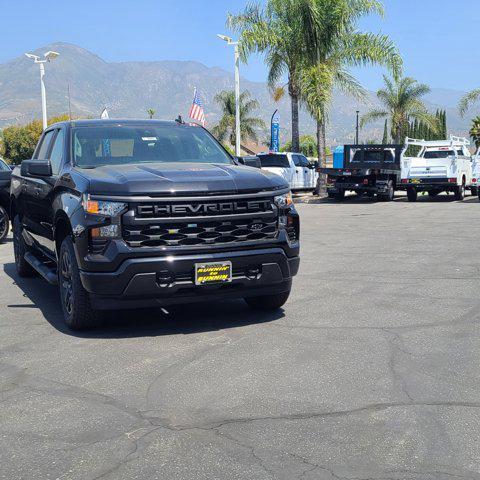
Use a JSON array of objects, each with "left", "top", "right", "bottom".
[{"left": 76, "top": 162, "right": 288, "bottom": 196}]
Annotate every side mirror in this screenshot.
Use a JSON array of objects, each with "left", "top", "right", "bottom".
[
  {"left": 236, "top": 156, "right": 262, "bottom": 169},
  {"left": 21, "top": 160, "right": 52, "bottom": 177}
]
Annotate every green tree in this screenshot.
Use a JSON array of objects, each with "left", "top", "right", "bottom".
[
  {"left": 281, "top": 135, "right": 318, "bottom": 156},
  {"left": 382, "top": 119, "right": 389, "bottom": 144},
  {"left": 212, "top": 90, "right": 266, "bottom": 148},
  {"left": 147, "top": 108, "right": 156, "bottom": 119},
  {"left": 470, "top": 116, "right": 480, "bottom": 148},
  {"left": 459, "top": 89, "right": 480, "bottom": 117},
  {"left": 361, "top": 75, "right": 438, "bottom": 144},
  {"left": 229, "top": 0, "right": 401, "bottom": 155},
  {"left": 1, "top": 114, "right": 71, "bottom": 165}
]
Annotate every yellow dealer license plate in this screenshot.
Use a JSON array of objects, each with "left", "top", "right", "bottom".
[{"left": 195, "top": 261, "right": 232, "bottom": 285}]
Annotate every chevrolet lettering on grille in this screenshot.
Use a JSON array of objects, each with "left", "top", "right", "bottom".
[{"left": 137, "top": 200, "right": 272, "bottom": 217}]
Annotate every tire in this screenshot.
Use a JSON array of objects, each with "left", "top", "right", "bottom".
[
  {"left": 334, "top": 190, "right": 345, "bottom": 201},
  {"left": 12, "top": 216, "right": 35, "bottom": 277},
  {"left": 59, "top": 236, "right": 102, "bottom": 329},
  {"left": 454, "top": 183, "right": 465, "bottom": 201},
  {"left": 380, "top": 182, "right": 394, "bottom": 202},
  {"left": 244, "top": 290, "right": 291, "bottom": 310},
  {"left": 0, "top": 205, "right": 9, "bottom": 243},
  {"left": 407, "top": 188, "right": 417, "bottom": 202},
  {"left": 327, "top": 191, "right": 335, "bottom": 199},
  {"left": 470, "top": 186, "right": 478, "bottom": 196}
]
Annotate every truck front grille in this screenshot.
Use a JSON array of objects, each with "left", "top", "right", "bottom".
[
  {"left": 122, "top": 196, "right": 278, "bottom": 248},
  {"left": 123, "top": 217, "right": 277, "bottom": 247}
]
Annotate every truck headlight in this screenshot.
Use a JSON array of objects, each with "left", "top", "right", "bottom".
[
  {"left": 82, "top": 195, "right": 127, "bottom": 216},
  {"left": 274, "top": 192, "right": 293, "bottom": 208}
]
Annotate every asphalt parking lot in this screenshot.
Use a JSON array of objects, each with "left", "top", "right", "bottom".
[{"left": 1, "top": 193, "right": 480, "bottom": 480}]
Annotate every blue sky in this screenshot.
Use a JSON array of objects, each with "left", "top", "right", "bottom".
[{"left": 1, "top": 0, "right": 479, "bottom": 91}]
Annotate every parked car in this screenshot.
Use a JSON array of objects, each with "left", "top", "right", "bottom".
[
  {"left": 0, "top": 158, "right": 12, "bottom": 242},
  {"left": 10, "top": 120, "right": 300, "bottom": 329},
  {"left": 399, "top": 136, "right": 473, "bottom": 201},
  {"left": 258, "top": 152, "right": 318, "bottom": 191}
]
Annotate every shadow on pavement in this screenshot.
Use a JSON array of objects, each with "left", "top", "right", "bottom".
[
  {"left": 305, "top": 192, "right": 479, "bottom": 204},
  {"left": 3, "top": 262, "right": 284, "bottom": 339}
]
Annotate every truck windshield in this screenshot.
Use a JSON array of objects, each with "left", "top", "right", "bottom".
[
  {"left": 259, "top": 155, "right": 290, "bottom": 168},
  {"left": 72, "top": 125, "right": 232, "bottom": 167},
  {"left": 423, "top": 150, "right": 455, "bottom": 159}
]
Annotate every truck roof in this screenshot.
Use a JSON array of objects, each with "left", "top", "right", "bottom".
[{"left": 48, "top": 119, "right": 186, "bottom": 129}]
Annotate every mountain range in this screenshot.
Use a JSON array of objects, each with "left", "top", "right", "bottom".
[{"left": 0, "top": 42, "right": 476, "bottom": 145}]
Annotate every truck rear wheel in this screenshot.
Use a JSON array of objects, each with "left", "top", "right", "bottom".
[
  {"left": 470, "top": 186, "right": 478, "bottom": 196},
  {"left": 244, "top": 290, "right": 291, "bottom": 310},
  {"left": 407, "top": 188, "right": 417, "bottom": 202},
  {"left": 454, "top": 183, "right": 465, "bottom": 201},
  {"left": 334, "top": 190, "right": 345, "bottom": 201},
  {"left": 12, "top": 216, "right": 35, "bottom": 277},
  {"left": 379, "top": 182, "right": 394, "bottom": 202},
  {"left": 59, "top": 236, "right": 102, "bottom": 330}
]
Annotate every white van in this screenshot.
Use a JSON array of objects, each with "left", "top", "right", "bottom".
[{"left": 258, "top": 153, "right": 317, "bottom": 191}]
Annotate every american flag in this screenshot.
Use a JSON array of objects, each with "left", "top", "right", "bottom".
[{"left": 188, "top": 88, "right": 206, "bottom": 126}]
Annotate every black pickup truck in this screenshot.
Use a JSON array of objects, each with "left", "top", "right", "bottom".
[
  {"left": 10, "top": 120, "right": 300, "bottom": 329},
  {"left": 0, "top": 158, "right": 12, "bottom": 242},
  {"left": 320, "top": 144, "right": 404, "bottom": 201}
]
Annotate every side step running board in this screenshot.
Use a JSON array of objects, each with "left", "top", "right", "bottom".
[{"left": 24, "top": 252, "right": 58, "bottom": 286}]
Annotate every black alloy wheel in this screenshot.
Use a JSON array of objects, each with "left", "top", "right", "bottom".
[{"left": 60, "top": 249, "right": 74, "bottom": 318}]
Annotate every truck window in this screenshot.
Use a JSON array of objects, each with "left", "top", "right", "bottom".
[
  {"left": 72, "top": 124, "right": 231, "bottom": 167},
  {"left": 423, "top": 150, "right": 455, "bottom": 159},
  {"left": 259, "top": 155, "right": 290, "bottom": 168},
  {"left": 49, "top": 129, "right": 65, "bottom": 175},
  {"left": 35, "top": 130, "right": 55, "bottom": 160}
]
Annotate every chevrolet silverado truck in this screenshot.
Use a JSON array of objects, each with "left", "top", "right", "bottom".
[
  {"left": 10, "top": 120, "right": 300, "bottom": 329},
  {"left": 399, "top": 136, "right": 473, "bottom": 201},
  {"left": 0, "top": 158, "right": 12, "bottom": 242}
]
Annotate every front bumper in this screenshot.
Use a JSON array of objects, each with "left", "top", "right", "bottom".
[{"left": 80, "top": 247, "right": 300, "bottom": 310}]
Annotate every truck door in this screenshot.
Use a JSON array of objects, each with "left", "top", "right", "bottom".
[
  {"left": 299, "top": 155, "right": 315, "bottom": 188},
  {"left": 292, "top": 154, "right": 306, "bottom": 189},
  {"left": 23, "top": 128, "right": 60, "bottom": 253}
]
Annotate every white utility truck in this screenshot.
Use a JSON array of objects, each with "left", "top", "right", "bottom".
[
  {"left": 472, "top": 148, "right": 480, "bottom": 199},
  {"left": 399, "top": 136, "right": 473, "bottom": 201}
]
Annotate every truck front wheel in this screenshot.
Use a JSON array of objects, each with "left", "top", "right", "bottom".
[
  {"left": 59, "top": 236, "right": 102, "bottom": 330},
  {"left": 244, "top": 290, "right": 291, "bottom": 310},
  {"left": 407, "top": 188, "right": 417, "bottom": 202}
]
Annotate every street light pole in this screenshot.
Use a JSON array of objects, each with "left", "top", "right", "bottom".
[
  {"left": 234, "top": 43, "right": 241, "bottom": 157},
  {"left": 218, "top": 34, "right": 241, "bottom": 156},
  {"left": 25, "top": 51, "right": 60, "bottom": 131},
  {"left": 355, "top": 110, "right": 360, "bottom": 144},
  {"left": 39, "top": 62, "right": 47, "bottom": 129}
]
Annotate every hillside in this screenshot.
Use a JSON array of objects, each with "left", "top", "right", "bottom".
[{"left": 0, "top": 42, "right": 476, "bottom": 144}]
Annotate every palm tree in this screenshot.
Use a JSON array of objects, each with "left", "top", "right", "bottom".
[
  {"left": 470, "top": 116, "right": 480, "bottom": 148},
  {"left": 228, "top": 0, "right": 400, "bottom": 153},
  {"left": 459, "top": 89, "right": 480, "bottom": 117},
  {"left": 361, "top": 75, "right": 438, "bottom": 144},
  {"left": 147, "top": 108, "right": 155, "bottom": 119},
  {"left": 212, "top": 90, "right": 266, "bottom": 149}
]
